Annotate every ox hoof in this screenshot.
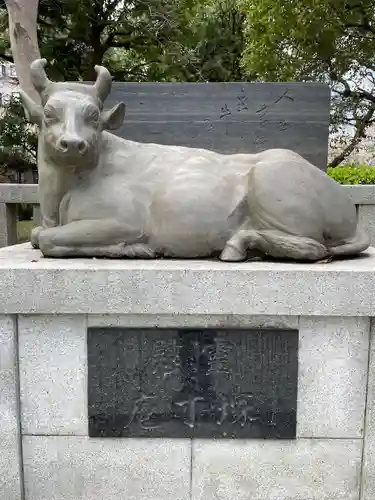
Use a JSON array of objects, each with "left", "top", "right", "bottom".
[
  {"left": 30, "top": 226, "right": 43, "bottom": 249},
  {"left": 220, "top": 244, "right": 247, "bottom": 262},
  {"left": 123, "top": 243, "right": 156, "bottom": 259}
]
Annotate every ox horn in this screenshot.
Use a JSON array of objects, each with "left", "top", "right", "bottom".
[
  {"left": 30, "top": 58, "right": 51, "bottom": 94},
  {"left": 93, "top": 65, "right": 112, "bottom": 103}
]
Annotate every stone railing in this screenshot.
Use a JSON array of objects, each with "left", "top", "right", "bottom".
[
  {"left": 0, "top": 184, "right": 39, "bottom": 247},
  {"left": 1, "top": 183, "right": 375, "bottom": 248}
]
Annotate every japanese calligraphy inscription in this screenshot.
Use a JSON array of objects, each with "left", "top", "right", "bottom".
[{"left": 87, "top": 327, "right": 298, "bottom": 439}]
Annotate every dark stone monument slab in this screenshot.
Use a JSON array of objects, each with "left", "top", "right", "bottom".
[
  {"left": 106, "top": 82, "right": 330, "bottom": 170},
  {"left": 87, "top": 327, "right": 298, "bottom": 439}
]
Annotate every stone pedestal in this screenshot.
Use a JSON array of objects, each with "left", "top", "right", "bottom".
[{"left": 1, "top": 243, "right": 375, "bottom": 500}]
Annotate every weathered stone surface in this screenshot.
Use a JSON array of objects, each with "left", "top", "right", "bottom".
[
  {"left": 19, "top": 314, "right": 87, "bottom": 435},
  {"left": 88, "top": 314, "right": 299, "bottom": 329},
  {"left": 358, "top": 205, "right": 375, "bottom": 247},
  {"left": 23, "top": 436, "right": 190, "bottom": 500},
  {"left": 0, "top": 202, "right": 17, "bottom": 247},
  {"left": 361, "top": 319, "right": 375, "bottom": 500},
  {"left": 20, "top": 59, "right": 367, "bottom": 261},
  {"left": 0, "top": 315, "right": 21, "bottom": 500},
  {"left": 17, "top": 312, "right": 368, "bottom": 439},
  {"left": 107, "top": 81, "right": 330, "bottom": 168},
  {"left": 344, "top": 185, "right": 375, "bottom": 205},
  {"left": 192, "top": 439, "right": 362, "bottom": 500},
  {"left": 297, "top": 316, "right": 370, "bottom": 438},
  {"left": 0, "top": 183, "right": 38, "bottom": 204},
  {"left": 88, "top": 327, "right": 298, "bottom": 439},
  {"left": 16, "top": 313, "right": 299, "bottom": 437},
  {"left": 0, "top": 244, "right": 375, "bottom": 315}
]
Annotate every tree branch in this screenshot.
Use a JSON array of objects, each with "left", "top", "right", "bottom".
[
  {"left": 328, "top": 105, "right": 375, "bottom": 168},
  {"left": 108, "top": 30, "right": 132, "bottom": 38},
  {"left": 108, "top": 40, "right": 131, "bottom": 49},
  {"left": 96, "top": 0, "right": 122, "bottom": 25},
  {"left": 344, "top": 22, "right": 375, "bottom": 35},
  {"left": 338, "top": 79, "right": 375, "bottom": 104},
  {"left": 338, "top": 78, "right": 352, "bottom": 96},
  {"left": 22, "top": 142, "right": 37, "bottom": 159},
  {"left": 38, "top": 16, "right": 54, "bottom": 28}
]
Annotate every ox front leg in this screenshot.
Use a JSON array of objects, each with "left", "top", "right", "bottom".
[
  {"left": 30, "top": 226, "right": 43, "bottom": 249},
  {"left": 31, "top": 214, "right": 62, "bottom": 249},
  {"left": 38, "top": 220, "right": 155, "bottom": 258}
]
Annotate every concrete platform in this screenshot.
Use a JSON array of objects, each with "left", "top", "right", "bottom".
[
  {"left": 0, "top": 243, "right": 375, "bottom": 315},
  {"left": 1, "top": 243, "right": 375, "bottom": 500}
]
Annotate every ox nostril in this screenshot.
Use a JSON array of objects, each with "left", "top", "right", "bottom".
[
  {"left": 78, "top": 140, "right": 87, "bottom": 154},
  {"left": 58, "top": 137, "right": 87, "bottom": 155}
]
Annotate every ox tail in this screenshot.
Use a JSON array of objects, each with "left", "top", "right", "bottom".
[{"left": 327, "top": 228, "right": 370, "bottom": 257}]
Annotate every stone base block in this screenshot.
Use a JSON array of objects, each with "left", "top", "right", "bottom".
[
  {"left": 0, "top": 315, "right": 21, "bottom": 500},
  {"left": 23, "top": 436, "right": 191, "bottom": 500},
  {"left": 1, "top": 244, "right": 375, "bottom": 500},
  {"left": 192, "top": 439, "right": 362, "bottom": 500}
]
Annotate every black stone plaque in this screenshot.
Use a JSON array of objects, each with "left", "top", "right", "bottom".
[{"left": 87, "top": 328, "right": 298, "bottom": 439}]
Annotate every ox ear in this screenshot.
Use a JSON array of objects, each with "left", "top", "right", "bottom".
[
  {"left": 101, "top": 102, "right": 125, "bottom": 130},
  {"left": 18, "top": 89, "right": 43, "bottom": 127}
]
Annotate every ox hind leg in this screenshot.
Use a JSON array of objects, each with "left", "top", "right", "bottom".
[
  {"left": 220, "top": 228, "right": 330, "bottom": 262},
  {"left": 37, "top": 220, "right": 155, "bottom": 258}
]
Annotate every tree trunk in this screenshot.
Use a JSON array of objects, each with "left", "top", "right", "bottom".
[
  {"left": 82, "top": 31, "right": 108, "bottom": 81},
  {"left": 82, "top": 47, "right": 107, "bottom": 81},
  {"left": 328, "top": 105, "right": 375, "bottom": 168},
  {"left": 5, "top": 0, "right": 41, "bottom": 104}
]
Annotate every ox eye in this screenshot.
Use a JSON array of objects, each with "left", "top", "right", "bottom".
[
  {"left": 86, "top": 109, "right": 100, "bottom": 124},
  {"left": 44, "top": 108, "right": 58, "bottom": 125}
]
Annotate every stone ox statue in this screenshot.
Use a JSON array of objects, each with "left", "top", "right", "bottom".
[{"left": 20, "top": 59, "right": 369, "bottom": 261}]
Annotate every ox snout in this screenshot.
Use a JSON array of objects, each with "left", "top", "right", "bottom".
[{"left": 57, "top": 135, "right": 89, "bottom": 156}]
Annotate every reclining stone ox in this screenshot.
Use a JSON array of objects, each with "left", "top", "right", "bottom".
[{"left": 20, "top": 59, "right": 369, "bottom": 261}]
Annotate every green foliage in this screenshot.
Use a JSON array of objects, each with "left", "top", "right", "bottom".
[
  {"left": 0, "top": 95, "right": 37, "bottom": 177},
  {"left": 172, "top": 0, "right": 246, "bottom": 82},
  {"left": 0, "top": 0, "right": 247, "bottom": 182},
  {"left": 34, "top": 0, "right": 247, "bottom": 83},
  {"left": 37, "top": 0, "right": 198, "bottom": 81},
  {"left": 240, "top": 0, "right": 375, "bottom": 165},
  {"left": 0, "top": 9, "right": 9, "bottom": 60},
  {"left": 17, "top": 220, "right": 35, "bottom": 242},
  {"left": 241, "top": 0, "right": 375, "bottom": 83},
  {"left": 327, "top": 164, "right": 375, "bottom": 185}
]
